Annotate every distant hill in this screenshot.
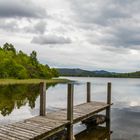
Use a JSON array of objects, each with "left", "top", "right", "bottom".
[
  {"left": 56, "top": 68, "right": 93, "bottom": 76},
  {"left": 56, "top": 68, "right": 140, "bottom": 78},
  {"left": 56, "top": 68, "right": 114, "bottom": 77}
]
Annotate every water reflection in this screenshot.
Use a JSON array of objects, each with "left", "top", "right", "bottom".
[
  {"left": 0, "top": 77, "right": 140, "bottom": 139},
  {"left": 111, "top": 106, "right": 140, "bottom": 140},
  {"left": 0, "top": 83, "right": 57, "bottom": 116}
]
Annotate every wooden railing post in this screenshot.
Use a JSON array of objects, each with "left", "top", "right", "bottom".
[
  {"left": 107, "top": 82, "right": 111, "bottom": 105},
  {"left": 106, "top": 82, "right": 111, "bottom": 129},
  {"left": 87, "top": 82, "right": 91, "bottom": 102},
  {"left": 67, "top": 83, "right": 74, "bottom": 140},
  {"left": 40, "top": 82, "right": 46, "bottom": 116}
]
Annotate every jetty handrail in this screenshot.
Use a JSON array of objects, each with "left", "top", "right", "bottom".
[{"left": 39, "top": 82, "right": 112, "bottom": 116}]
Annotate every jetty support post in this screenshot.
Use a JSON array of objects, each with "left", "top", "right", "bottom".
[
  {"left": 87, "top": 82, "right": 91, "bottom": 102},
  {"left": 40, "top": 82, "right": 46, "bottom": 116},
  {"left": 106, "top": 82, "right": 111, "bottom": 129},
  {"left": 67, "top": 83, "right": 74, "bottom": 140}
]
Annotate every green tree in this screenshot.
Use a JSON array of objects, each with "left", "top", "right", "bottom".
[
  {"left": 0, "top": 43, "right": 59, "bottom": 79},
  {"left": 30, "top": 50, "right": 38, "bottom": 66},
  {"left": 3, "top": 43, "right": 16, "bottom": 53},
  {"left": 51, "top": 68, "right": 59, "bottom": 77}
]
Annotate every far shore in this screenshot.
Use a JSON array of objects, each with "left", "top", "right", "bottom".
[
  {"left": 60, "top": 75, "right": 140, "bottom": 79},
  {"left": 0, "top": 78, "right": 71, "bottom": 85}
]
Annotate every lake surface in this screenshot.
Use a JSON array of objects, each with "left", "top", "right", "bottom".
[{"left": 0, "top": 77, "right": 140, "bottom": 140}]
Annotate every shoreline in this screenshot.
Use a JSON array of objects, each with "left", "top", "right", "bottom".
[
  {"left": 0, "top": 78, "right": 71, "bottom": 85},
  {"left": 60, "top": 76, "right": 140, "bottom": 79}
]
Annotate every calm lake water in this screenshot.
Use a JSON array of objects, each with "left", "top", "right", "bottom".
[{"left": 0, "top": 77, "right": 140, "bottom": 140}]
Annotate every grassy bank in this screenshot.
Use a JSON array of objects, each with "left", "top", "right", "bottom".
[{"left": 0, "top": 78, "right": 71, "bottom": 85}]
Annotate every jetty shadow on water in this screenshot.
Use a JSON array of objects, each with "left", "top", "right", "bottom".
[
  {"left": 75, "top": 111, "right": 111, "bottom": 140},
  {"left": 75, "top": 125, "right": 111, "bottom": 140}
]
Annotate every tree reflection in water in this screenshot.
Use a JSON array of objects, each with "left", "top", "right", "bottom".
[{"left": 0, "top": 83, "right": 57, "bottom": 116}]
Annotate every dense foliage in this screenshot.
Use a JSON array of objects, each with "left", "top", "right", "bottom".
[{"left": 0, "top": 43, "right": 59, "bottom": 79}]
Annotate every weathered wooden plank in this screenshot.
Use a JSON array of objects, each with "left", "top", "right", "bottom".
[
  {"left": 0, "top": 132, "right": 14, "bottom": 140},
  {"left": 1, "top": 125, "right": 34, "bottom": 138},
  {"left": 0, "top": 127, "right": 26, "bottom": 140},
  {"left": 45, "top": 112, "right": 67, "bottom": 119},
  {"left": 12, "top": 122, "right": 46, "bottom": 134},
  {"left": 74, "top": 103, "right": 109, "bottom": 114},
  {"left": 28, "top": 116, "right": 68, "bottom": 125},
  {"left": 0, "top": 125, "right": 32, "bottom": 139},
  {"left": 21, "top": 121, "right": 51, "bottom": 132},
  {"left": 27, "top": 119, "right": 64, "bottom": 129},
  {"left": 12, "top": 118, "right": 67, "bottom": 140},
  {"left": 73, "top": 102, "right": 110, "bottom": 123},
  {"left": 46, "top": 113, "right": 67, "bottom": 120},
  {"left": 37, "top": 125, "right": 66, "bottom": 140},
  {"left": 25, "top": 121, "right": 52, "bottom": 130},
  {"left": 10, "top": 124, "right": 38, "bottom": 136}
]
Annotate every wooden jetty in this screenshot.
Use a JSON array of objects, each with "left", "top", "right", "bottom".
[{"left": 0, "top": 82, "right": 112, "bottom": 140}]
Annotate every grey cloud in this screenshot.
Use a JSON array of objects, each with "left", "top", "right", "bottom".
[
  {"left": 69, "top": 0, "right": 140, "bottom": 50},
  {"left": 88, "top": 26, "right": 140, "bottom": 50},
  {"left": 24, "top": 21, "right": 47, "bottom": 34},
  {"left": 0, "top": 20, "right": 18, "bottom": 31},
  {"left": 0, "top": 0, "right": 46, "bottom": 18},
  {"left": 70, "top": 0, "right": 131, "bottom": 26},
  {"left": 34, "top": 21, "right": 46, "bottom": 34},
  {"left": 31, "top": 35, "right": 72, "bottom": 45},
  {"left": 0, "top": 19, "right": 46, "bottom": 35},
  {"left": 100, "top": 46, "right": 131, "bottom": 54}
]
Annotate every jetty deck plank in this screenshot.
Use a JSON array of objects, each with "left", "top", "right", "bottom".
[{"left": 0, "top": 101, "right": 110, "bottom": 140}]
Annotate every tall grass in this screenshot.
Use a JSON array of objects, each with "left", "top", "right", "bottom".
[{"left": 0, "top": 78, "right": 71, "bottom": 85}]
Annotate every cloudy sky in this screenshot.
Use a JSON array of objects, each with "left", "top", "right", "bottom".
[{"left": 0, "top": 0, "right": 140, "bottom": 72}]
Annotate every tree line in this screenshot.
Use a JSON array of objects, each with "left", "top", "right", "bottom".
[{"left": 0, "top": 43, "right": 59, "bottom": 79}]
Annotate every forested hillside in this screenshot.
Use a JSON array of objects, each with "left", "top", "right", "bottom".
[
  {"left": 0, "top": 43, "right": 59, "bottom": 79},
  {"left": 57, "top": 68, "right": 140, "bottom": 78}
]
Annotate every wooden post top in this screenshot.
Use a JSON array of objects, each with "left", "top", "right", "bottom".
[
  {"left": 107, "top": 82, "right": 111, "bottom": 105},
  {"left": 87, "top": 82, "right": 91, "bottom": 103}
]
